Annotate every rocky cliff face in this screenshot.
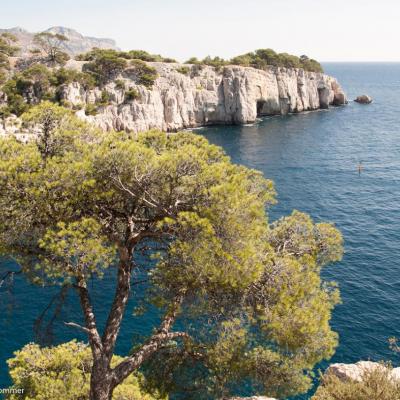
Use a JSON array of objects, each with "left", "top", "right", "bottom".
[{"left": 60, "top": 61, "right": 347, "bottom": 133}]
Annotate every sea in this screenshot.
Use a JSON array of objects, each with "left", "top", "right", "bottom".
[{"left": 1, "top": 63, "right": 400, "bottom": 398}]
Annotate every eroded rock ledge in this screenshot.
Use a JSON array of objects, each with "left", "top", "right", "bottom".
[{"left": 63, "top": 61, "right": 347, "bottom": 133}]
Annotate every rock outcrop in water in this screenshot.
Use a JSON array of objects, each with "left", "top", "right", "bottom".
[
  {"left": 60, "top": 61, "right": 347, "bottom": 133},
  {"left": 355, "top": 94, "right": 373, "bottom": 104}
]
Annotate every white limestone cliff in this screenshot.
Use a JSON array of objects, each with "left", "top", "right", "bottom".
[{"left": 60, "top": 61, "right": 347, "bottom": 133}]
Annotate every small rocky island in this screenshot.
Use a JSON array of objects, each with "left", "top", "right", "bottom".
[{"left": 355, "top": 94, "right": 373, "bottom": 104}]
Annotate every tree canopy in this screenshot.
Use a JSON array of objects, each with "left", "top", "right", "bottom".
[
  {"left": 7, "top": 341, "right": 162, "bottom": 400},
  {"left": 0, "top": 105, "right": 343, "bottom": 399},
  {"left": 185, "top": 48, "right": 324, "bottom": 73},
  {"left": 33, "top": 32, "right": 70, "bottom": 66}
]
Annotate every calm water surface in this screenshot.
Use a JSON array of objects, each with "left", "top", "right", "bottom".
[{"left": 1, "top": 63, "right": 400, "bottom": 397}]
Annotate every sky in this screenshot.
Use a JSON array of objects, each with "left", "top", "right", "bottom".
[{"left": 1, "top": 0, "right": 400, "bottom": 62}]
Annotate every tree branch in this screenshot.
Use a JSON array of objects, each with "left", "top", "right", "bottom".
[
  {"left": 159, "top": 293, "right": 185, "bottom": 333},
  {"left": 64, "top": 321, "right": 90, "bottom": 334},
  {"left": 101, "top": 247, "right": 132, "bottom": 361},
  {"left": 0, "top": 269, "right": 22, "bottom": 288},
  {"left": 110, "top": 292, "right": 187, "bottom": 387},
  {"left": 111, "top": 331, "right": 189, "bottom": 387},
  {"left": 74, "top": 278, "right": 103, "bottom": 357}
]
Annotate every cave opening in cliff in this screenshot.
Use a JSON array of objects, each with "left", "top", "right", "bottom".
[{"left": 257, "top": 100, "right": 267, "bottom": 116}]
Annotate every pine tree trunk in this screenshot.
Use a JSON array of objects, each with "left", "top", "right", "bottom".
[{"left": 89, "top": 361, "right": 113, "bottom": 400}]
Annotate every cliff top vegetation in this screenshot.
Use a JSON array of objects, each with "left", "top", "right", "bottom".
[{"left": 76, "top": 47, "right": 324, "bottom": 73}]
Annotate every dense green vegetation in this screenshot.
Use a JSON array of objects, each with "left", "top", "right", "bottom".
[
  {"left": 0, "top": 104, "right": 343, "bottom": 399},
  {"left": 77, "top": 48, "right": 177, "bottom": 63},
  {"left": 185, "top": 49, "right": 324, "bottom": 72},
  {"left": 129, "top": 59, "right": 158, "bottom": 88},
  {"left": 124, "top": 87, "right": 140, "bottom": 102},
  {"left": 312, "top": 365, "right": 400, "bottom": 400},
  {"left": 0, "top": 44, "right": 160, "bottom": 118},
  {"left": 0, "top": 33, "right": 19, "bottom": 84},
  {"left": 77, "top": 49, "right": 159, "bottom": 87},
  {"left": 175, "top": 66, "right": 190, "bottom": 75},
  {"left": 7, "top": 341, "right": 162, "bottom": 400},
  {"left": 0, "top": 64, "right": 95, "bottom": 117},
  {"left": 82, "top": 49, "right": 128, "bottom": 85}
]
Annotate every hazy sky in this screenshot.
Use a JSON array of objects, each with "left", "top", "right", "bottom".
[{"left": 2, "top": 0, "right": 400, "bottom": 62}]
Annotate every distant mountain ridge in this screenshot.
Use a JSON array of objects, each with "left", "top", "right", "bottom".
[{"left": 0, "top": 26, "right": 120, "bottom": 56}]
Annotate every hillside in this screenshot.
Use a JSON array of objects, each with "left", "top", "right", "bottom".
[{"left": 0, "top": 26, "right": 119, "bottom": 56}]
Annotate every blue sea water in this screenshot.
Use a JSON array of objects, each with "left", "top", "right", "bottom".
[
  {"left": 199, "top": 62, "right": 400, "bottom": 371},
  {"left": 1, "top": 63, "right": 400, "bottom": 397}
]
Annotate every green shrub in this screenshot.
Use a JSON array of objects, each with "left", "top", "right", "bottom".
[
  {"left": 176, "top": 66, "right": 190, "bottom": 75},
  {"left": 0, "top": 69, "right": 7, "bottom": 84},
  {"left": 139, "top": 73, "right": 157, "bottom": 89},
  {"left": 125, "top": 87, "right": 140, "bottom": 102},
  {"left": 85, "top": 103, "right": 98, "bottom": 116},
  {"left": 83, "top": 51, "right": 128, "bottom": 85},
  {"left": 202, "top": 56, "right": 228, "bottom": 69},
  {"left": 53, "top": 50, "right": 70, "bottom": 66},
  {"left": 96, "top": 89, "right": 111, "bottom": 106},
  {"left": 59, "top": 99, "right": 73, "bottom": 109},
  {"left": 312, "top": 364, "right": 400, "bottom": 400},
  {"left": 2, "top": 78, "right": 30, "bottom": 116},
  {"left": 76, "top": 48, "right": 120, "bottom": 61},
  {"left": 300, "top": 58, "right": 324, "bottom": 73},
  {"left": 130, "top": 59, "right": 156, "bottom": 74},
  {"left": 184, "top": 57, "right": 201, "bottom": 64},
  {"left": 130, "top": 59, "right": 158, "bottom": 89},
  {"left": 0, "top": 105, "right": 11, "bottom": 118},
  {"left": 51, "top": 68, "right": 96, "bottom": 89},
  {"left": 230, "top": 53, "right": 253, "bottom": 67},
  {"left": 162, "top": 57, "right": 177, "bottom": 63},
  {"left": 184, "top": 56, "right": 227, "bottom": 71},
  {"left": 72, "top": 102, "right": 84, "bottom": 111},
  {"left": 115, "top": 79, "right": 126, "bottom": 90}
]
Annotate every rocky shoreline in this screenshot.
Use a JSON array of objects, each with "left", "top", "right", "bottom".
[{"left": 1, "top": 60, "right": 347, "bottom": 137}]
